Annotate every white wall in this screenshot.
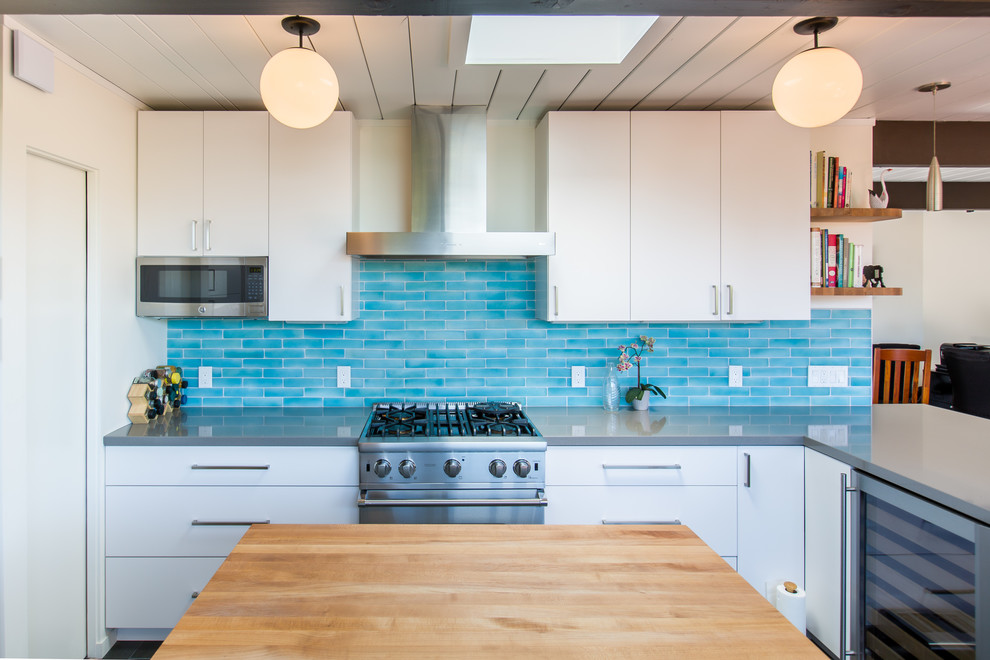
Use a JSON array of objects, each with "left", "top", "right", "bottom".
[
  {"left": 356, "top": 118, "right": 537, "bottom": 232},
  {"left": 0, "top": 20, "right": 166, "bottom": 658},
  {"left": 873, "top": 209, "right": 990, "bottom": 354}
]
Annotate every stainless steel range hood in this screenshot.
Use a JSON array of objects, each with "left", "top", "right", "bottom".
[{"left": 346, "top": 105, "right": 555, "bottom": 258}]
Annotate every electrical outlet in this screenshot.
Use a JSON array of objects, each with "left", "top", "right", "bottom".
[
  {"left": 808, "top": 365, "right": 849, "bottom": 388},
  {"left": 728, "top": 365, "right": 743, "bottom": 387},
  {"left": 571, "top": 366, "right": 586, "bottom": 388},
  {"left": 198, "top": 366, "right": 212, "bottom": 389},
  {"left": 337, "top": 365, "right": 351, "bottom": 388},
  {"left": 729, "top": 425, "right": 743, "bottom": 436}
]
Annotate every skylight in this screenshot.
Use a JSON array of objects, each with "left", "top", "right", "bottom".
[{"left": 465, "top": 15, "right": 658, "bottom": 65}]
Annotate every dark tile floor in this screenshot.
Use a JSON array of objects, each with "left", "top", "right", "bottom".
[{"left": 102, "top": 640, "right": 161, "bottom": 659}]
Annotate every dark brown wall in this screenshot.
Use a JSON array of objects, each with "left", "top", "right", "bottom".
[{"left": 874, "top": 121, "right": 990, "bottom": 167}]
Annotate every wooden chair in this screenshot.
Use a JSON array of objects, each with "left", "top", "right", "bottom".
[{"left": 872, "top": 348, "right": 932, "bottom": 404}]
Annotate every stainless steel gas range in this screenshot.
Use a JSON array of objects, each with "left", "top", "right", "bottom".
[{"left": 357, "top": 402, "right": 547, "bottom": 524}]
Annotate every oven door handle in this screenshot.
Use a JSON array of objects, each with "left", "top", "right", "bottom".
[{"left": 358, "top": 490, "right": 548, "bottom": 507}]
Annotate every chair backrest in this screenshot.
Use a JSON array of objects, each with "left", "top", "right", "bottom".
[
  {"left": 943, "top": 349, "right": 990, "bottom": 419},
  {"left": 872, "top": 348, "right": 932, "bottom": 404}
]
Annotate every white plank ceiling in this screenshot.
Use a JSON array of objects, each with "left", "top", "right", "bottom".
[{"left": 9, "top": 14, "right": 990, "bottom": 122}]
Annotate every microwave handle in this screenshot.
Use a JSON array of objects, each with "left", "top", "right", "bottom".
[{"left": 190, "top": 220, "right": 197, "bottom": 251}]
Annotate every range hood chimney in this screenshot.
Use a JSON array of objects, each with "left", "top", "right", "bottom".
[{"left": 346, "top": 105, "right": 555, "bottom": 258}]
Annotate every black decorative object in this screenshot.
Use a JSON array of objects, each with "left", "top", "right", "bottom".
[{"left": 863, "top": 265, "right": 886, "bottom": 288}]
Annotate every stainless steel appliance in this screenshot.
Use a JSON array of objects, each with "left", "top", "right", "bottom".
[
  {"left": 358, "top": 402, "right": 547, "bottom": 524},
  {"left": 136, "top": 256, "right": 267, "bottom": 318},
  {"left": 851, "top": 472, "right": 990, "bottom": 658}
]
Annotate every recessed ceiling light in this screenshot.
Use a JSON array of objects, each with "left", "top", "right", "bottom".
[{"left": 465, "top": 15, "right": 658, "bottom": 65}]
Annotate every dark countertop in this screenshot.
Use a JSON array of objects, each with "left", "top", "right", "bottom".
[{"left": 105, "top": 405, "right": 990, "bottom": 525}]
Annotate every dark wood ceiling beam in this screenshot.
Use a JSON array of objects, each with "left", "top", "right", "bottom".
[
  {"left": 874, "top": 121, "right": 990, "bottom": 167},
  {"left": 5, "top": 0, "right": 990, "bottom": 16},
  {"left": 880, "top": 181, "right": 990, "bottom": 209}
]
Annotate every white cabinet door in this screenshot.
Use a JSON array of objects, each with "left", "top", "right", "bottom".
[
  {"left": 737, "top": 446, "right": 805, "bottom": 603},
  {"left": 539, "top": 112, "right": 630, "bottom": 321},
  {"left": 544, "top": 485, "right": 737, "bottom": 556},
  {"left": 547, "top": 446, "right": 737, "bottom": 486},
  {"left": 805, "top": 448, "right": 852, "bottom": 657},
  {"left": 106, "top": 557, "right": 224, "bottom": 629},
  {"left": 202, "top": 112, "right": 269, "bottom": 256},
  {"left": 720, "top": 112, "right": 809, "bottom": 321},
  {"left": 631, "top": 112, "right": 721, "bottom": 321},
  {"left": 106, "top": 486, "right": 359, "bottom": 557},
  {"left": 137, "top": 112, "right": 204, "bottom": 256},
  {"left": 268, "top": 112, "right": 356, "bottom": 322}
]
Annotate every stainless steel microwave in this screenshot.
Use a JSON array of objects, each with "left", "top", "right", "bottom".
[{"left": 136, "top": 257, "right": 268, "bottom": 318}]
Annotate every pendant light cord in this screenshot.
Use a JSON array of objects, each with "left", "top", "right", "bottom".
[{"left": 931, "top": 89, "right": 938, "bottom": 158}]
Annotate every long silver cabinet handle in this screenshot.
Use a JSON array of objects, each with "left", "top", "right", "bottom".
[
  {"left": 205, "top": 219, "right": 212, "bottom": 251},
  {"left": 726, "top": 284, "right": 734, "bottom": 315},
  {"left": 602, "top": 519, "right": 681, "bottom": 525},
  {"left": 840, "top": 472, "right": 857, "bottom": 658},
  {"left": 192, "top": 520, "right": 270, "bottom": 526},
  {"left": 191, "top": 464, "right": 270, "bottom": 470},
  {"left": 554, "top": 285, "right": 559, "bottom": 316},
  {"left": 340, "top": 285, "right": 345, "bottom": 317},
  {"left": 602, "top": 464, "right": 682, "bottom": 470},
  {"left": 191, "top": 220, "right": 198, "bottom": 251},
  {"left": 712, "top": 284, "right": 719, "bottom": 316},
  {"left": 743, "top": 452, "right": 751, "bottom": 488}
]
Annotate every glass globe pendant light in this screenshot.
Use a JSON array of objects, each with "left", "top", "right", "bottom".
[
  {"left": 918, "top": 81, "right": 951, "bottom": 212},
  {"left": 261, "top": 16, "right": 339, "bottom": 130},
  {"left": 772, "top": 17, "right": 863, "bottom": 128}
]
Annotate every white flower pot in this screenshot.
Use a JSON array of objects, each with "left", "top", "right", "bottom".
[{"left": 630, "top": 391, "right": 650, "bottom": 410}]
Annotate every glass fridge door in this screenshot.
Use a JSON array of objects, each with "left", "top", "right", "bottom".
[{"left": 857, "top": 473, "right": 981, "bottom": 659}]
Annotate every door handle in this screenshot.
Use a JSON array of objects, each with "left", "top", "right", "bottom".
[
  {"left": 743, "top": 452, "right": 751, "bottom": 488},
  {"left": 602, "top": 464, "right": 682, "bottom": 470},
  {"left": 712, "top": 284, "right": 719, "bottom": 316},
  {"left": 191, "top": 220, "right": 198, "bottom": 251},
  {"left": 554, "top": 285, "right": 559, "bottom": 317},
  {"left": 205, "top": 220, "right": 212, "bottom": 251},
  {"left": 191, "top": 465, "right": 270, "bottom": 470},
  {"left": 840, "top": 472, "right": 857, "bottom": 657},
  {"left": 191, "top": 520, "right": 270, "bottom": 526},
  {"left": 340, "top": 285, "right": 345, "bottom": 317},
  {"left": 726, "top": 284, "right": 734, "bottom": 315}
]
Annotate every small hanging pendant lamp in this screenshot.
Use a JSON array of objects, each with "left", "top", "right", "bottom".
[
  {"left": 260, "top": 16, "right": 339, "bottom": 130},
  {"left": 917, "top": 81, "right": 951, "bottom": 212}
]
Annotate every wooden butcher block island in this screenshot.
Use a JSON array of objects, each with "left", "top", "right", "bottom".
[{"left": 154, "top": 524, "right": 822, "bottom": 659}]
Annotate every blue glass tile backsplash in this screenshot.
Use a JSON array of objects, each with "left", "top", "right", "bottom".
[{"left": 167, "top": 260, "right": 872, "bottom": 407}]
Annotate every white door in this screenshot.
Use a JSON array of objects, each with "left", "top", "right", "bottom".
[
  {"left": 25, "top": 153, "right": 88, "bottom": 658},
  {"left": 137, "top": 111, "right": 204, "bottom": 256},
  {"left": 720, "top": 112, "right": 810, "bottom": 321},
  {"left": 544, "top": 112, "right": 631, "bottom": 321},
  {"left": 631, "top": 112, "right": 721, "bottom": 321}
]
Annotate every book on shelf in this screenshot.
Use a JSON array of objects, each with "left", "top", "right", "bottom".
[
  {"left": 825, "top": 157, "right": 837, "bottom": 208},
  {"left": 810, "top": 150, "right": 855, "bottom": 208},
  {"left": 810, "top": 227, "right": 822, "bottom": 287},
  {"left": 814, "top": 151, "right": 826, "bottom": 209},
  {"left": 854, "top": 244, "right": 863, "bottom": 286},
  {"left": 826, "top": 232, "right": 838, "bottom": 287}
]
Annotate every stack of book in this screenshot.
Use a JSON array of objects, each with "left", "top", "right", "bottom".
[
  {"left": 810, "top": 227, "right": 862, "bottom": 288},
  {"left": 811, "top": 150, "right": 851, "bottom": 209}
]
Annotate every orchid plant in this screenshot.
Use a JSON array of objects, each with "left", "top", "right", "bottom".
[{"left": 617, "top": 336, "right": 667, "bottom": 404}]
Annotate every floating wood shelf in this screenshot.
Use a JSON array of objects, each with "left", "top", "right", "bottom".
[
  {"left": 810, "top": 208, "right": 902, "bottom": 222},
  {"left": 811, "top": 287, "right": 902, "bottom": 296}
]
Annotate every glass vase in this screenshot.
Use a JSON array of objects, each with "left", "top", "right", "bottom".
[{"left": 603, "top": 363, "right": 620, "bottom": 411}]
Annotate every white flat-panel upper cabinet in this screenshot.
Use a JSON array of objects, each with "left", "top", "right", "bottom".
[
  {"left": 137, "top": 111, "right": 269, "bottom": 257},
  {"left": 720, "top": 112, "right": 809, "bottom": 320},
  {"left": 268, "top": 113, "right": 356, "bottom": 322},
  {"left": 631, "top": 112, "right": 721, "bottom": 321},
  {"left": 537, "top": 112, "right": 630, "bottom": 322}
]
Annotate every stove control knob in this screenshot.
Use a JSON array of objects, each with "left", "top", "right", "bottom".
[
  {"left": 443, "top": 459, "right": 462, "bottom": 478},
  {"left": 513, "top": 459, "right": 532, "bottom": 478},
  {"left": 489, "top": 459, "right": 507, "bottom": 478},
  {"left": 398, "top": 459, "right": 416, "bottom": 478},
  {"left": 373, "top": 459, "right": 391, "bottom": 478}
]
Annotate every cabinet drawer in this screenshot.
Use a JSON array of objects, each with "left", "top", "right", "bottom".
[
  {"left": 106, "top": 557, "right": 224, "bottom": 629},
  {"left": 106, "top": 446, "right": 356, "bottom": 486},
  {"left": 106, "top": 486, "right": 358, "bottom": 557},
  {"left": 544, "top": 485, "right": 737, "bottom": 556},
  {"left": 547, "top": 446, "right": 736, "bottom": 486}
]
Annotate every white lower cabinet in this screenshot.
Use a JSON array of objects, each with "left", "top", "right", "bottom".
[
  {"left": 548, "top": 445, "right": 806, "bottom": 606},
  {"left": 105, "top": 446, "right": 359, "bottom": 631},
  {"left": 736, "top": 446, "right": 805, "bottom": 602},
  {"left": 545, "top": 485, "right": 737, "bottom": 556},
  {"left": 106, "top": 558, "right": 225, "bottom": 629},
  {"left": 805, "top": 448, "right": 853, "bottom": 657}
]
